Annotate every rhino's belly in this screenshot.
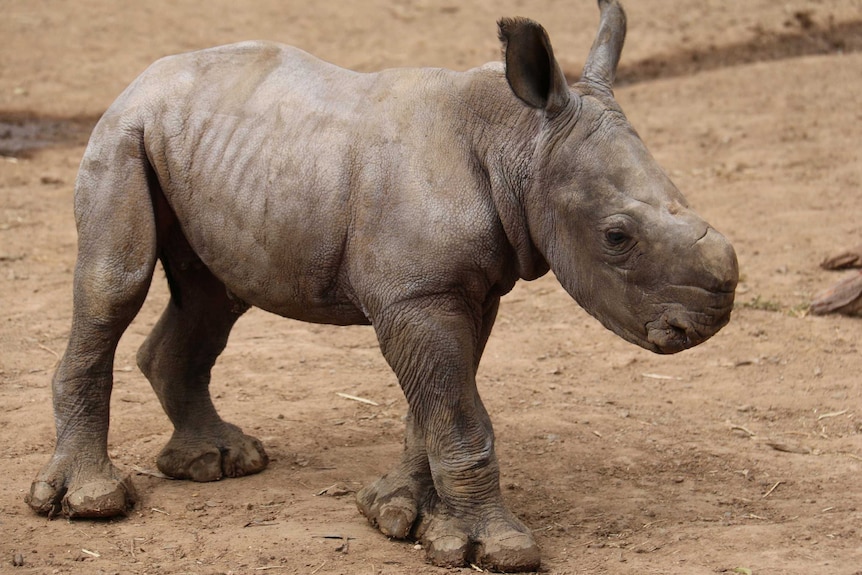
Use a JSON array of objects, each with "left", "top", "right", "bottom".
[
  {"left": 201, "top": 245, "right": 369, "bottom": 326},
  {"left": 161, "top": 172, "right": 368, "bottom": 326}
]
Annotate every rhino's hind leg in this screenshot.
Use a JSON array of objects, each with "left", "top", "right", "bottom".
[
  {"left": 27, "top": 135, "right": 157, "bottom": 518},
  {"left": 136, "top": 214, "right": 267, "bottom": 482},
  {"left": 357, "top": 411, "right": 433, "bottom": 538}
]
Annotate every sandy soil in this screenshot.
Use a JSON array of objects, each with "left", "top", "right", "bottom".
[{"left": 1, "top": 1, "right": 861, "bottom": 573}]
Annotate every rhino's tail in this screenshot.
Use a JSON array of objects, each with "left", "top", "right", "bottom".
[{"left": 140, "top": 157, "right": 185, "bottom": 309}]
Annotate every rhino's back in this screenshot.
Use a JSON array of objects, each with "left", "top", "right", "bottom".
[{"left": 89, "top": 41, "right": 507, "bottom": 324}]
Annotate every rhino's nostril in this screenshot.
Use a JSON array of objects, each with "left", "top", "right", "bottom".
[{"left": 666, "top": 317, "right": 693, "bottom": 344}]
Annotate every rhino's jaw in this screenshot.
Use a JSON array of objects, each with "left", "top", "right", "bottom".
[
  {"left": 643, "top": 295, "right": 734, "bottom": 354},
  {"left": 581, "top": 283, "right": 735, "bottom": 356}
]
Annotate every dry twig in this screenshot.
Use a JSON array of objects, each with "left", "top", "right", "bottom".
[
  {"left": 641, "top": 373, "right": 681, "bottom": 380},
  {"left": 37, "top": 343, "right": 60, "bottom": 361},
  {"left": 765, "top": 441, "right": 810, "bottom": 455},
  {"left": 131, "top": 464, "right": 172, "bottom": 479},
  {"left": 336, "top": 392, "right": 379, "bottom": 406},
  {"left": 762, "top": 480, "right": 783, "bottom": 498},
  {"left": 817, "top": 409, "right": 848, "bottom": 421},
  {"left": 729, "top": 424, "right": 756, "bottom": 437}
]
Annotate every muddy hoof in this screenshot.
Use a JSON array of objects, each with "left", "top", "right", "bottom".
[
  {"left": 62, "top": 476, "right": 137, "bottom": 518},
  {"left": 357, "top": 473, "right": 425, "bottom": 539},
  {"left": 156, "top": 424, "right": 268, "bottom": 481},
  {"left": 27, "top": 461, "right": 136, "bottom": 519},
  {"left": 413, "top": 503, "right": 541, "bottom": 572},
  {"left": 420, "top": 517, "right": 540, "bottom": 572},
  {"left": 26, "top": 480, "right": 62, "bottom": 516},
  {"left": 474, "top": 523, "right": 541, "bottom": 573}
]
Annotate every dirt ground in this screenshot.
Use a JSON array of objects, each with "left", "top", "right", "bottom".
[{"left": 2, "top": 1, "right": 861, "bottom": 573}]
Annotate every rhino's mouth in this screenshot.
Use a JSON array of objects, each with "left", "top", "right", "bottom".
[
  {"left": 645, "top": 316, "right": 696, "bottom": 354},
  {"left": 643, "top": 297, "right": 734, "bottom": 355}
]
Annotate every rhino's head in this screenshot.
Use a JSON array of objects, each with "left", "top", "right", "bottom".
[{"left": 498, "top": 0, "right": 738, "bottom": 354}]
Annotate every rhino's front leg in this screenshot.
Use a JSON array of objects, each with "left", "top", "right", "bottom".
[
  {"left": 357, "top": 298, "right": 499, "bottom": 538},
  {"left": 362, "top": 296, "right": 539, "bottom": 572}
]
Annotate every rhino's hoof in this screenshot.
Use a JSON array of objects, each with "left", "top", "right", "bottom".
[
  {"left": 377, "top": 503, "right": 417, "bottom": 538},
  {"left": 27, "top": 475, "right": 136, "bottom": 519},
  {"left": 357, "top": 485, "right": 417, "bottom": 538},
  {"left": 157, "top": 426, "right": 268, "bottom": 481},
  {"left": 357, "top": 473, "right": 424, "bottom": 539},
  {"left": 427, "top": 535, "right": 471, "bottom": 568},
  {"left": 474, "top": 526, "right": 541, "bottom": 573},
  {"left": 26, "top": 480, "right": 64, "bottom": 516},
  {"left": 62, "top": 476, "right": 137, "bottom": 518},
  {"left": 159, "top": 447, "right": 223, "bottom": 482},
  {"left": 415, "top": 504, "right": 540, "bottom": 572}
]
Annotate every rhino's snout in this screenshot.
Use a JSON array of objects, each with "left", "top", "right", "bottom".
[
  {"left": 644, "top": 227, "right": 738, "bottom": 354},
  {"left": 694, "top": 226, "right": 739, "bottom": 295}
]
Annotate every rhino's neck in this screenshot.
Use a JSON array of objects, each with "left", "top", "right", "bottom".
[{"left": 461, "top": 64, "right": 550, "bottom": 281}]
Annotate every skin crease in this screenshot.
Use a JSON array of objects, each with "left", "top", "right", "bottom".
[{"left": 26, "top": 1, "right": 737, "bottom": 572}]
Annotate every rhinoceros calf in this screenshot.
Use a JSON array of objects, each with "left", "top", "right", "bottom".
[{"left": 27, "top": 0, "right": 737, "bottom": 571}]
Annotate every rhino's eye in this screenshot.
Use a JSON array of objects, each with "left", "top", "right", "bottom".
[{"left": 605, "top": 229, "right": 629, "bottom": 247}]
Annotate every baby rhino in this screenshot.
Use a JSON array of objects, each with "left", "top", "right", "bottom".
[{"left": 27, "top": 0, "right": 737, "bottom": 571}]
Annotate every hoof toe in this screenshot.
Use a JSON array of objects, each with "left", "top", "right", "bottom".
[
  {"left": 158, "top": 448, "right": 223, "bottom": 482},
  {"left": 26, "top": 480, "right": 62, "bottom": 515},
  {"left": 377, "top": 505, "right": 415, "bottom": 538},
  {"left": 425, "top": 534, "right": 469, "bottom": 568},
  {"left": 157, "top": 426, "right": 269, "bottom": 482},
  {"left": 62, "top": 477, "right": 136, "bottom": 518},
  {"left": 476, "top": 530, "right": 541, "bottom": 572},
  {"left": 357, "top": 478, "right": 421, "bottom": 540}
]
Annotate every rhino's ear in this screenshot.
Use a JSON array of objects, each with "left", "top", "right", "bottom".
[{"left": 498, "top": 18, "right": 570, "bottom": 113}]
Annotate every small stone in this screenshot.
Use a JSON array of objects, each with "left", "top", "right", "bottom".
[{"left": 12, "top": 553, "right": 24, "bottom": 567}]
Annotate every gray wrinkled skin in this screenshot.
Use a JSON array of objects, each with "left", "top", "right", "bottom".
[{"left": 27, "top": 1, "right": 737, "bottom": 571}]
